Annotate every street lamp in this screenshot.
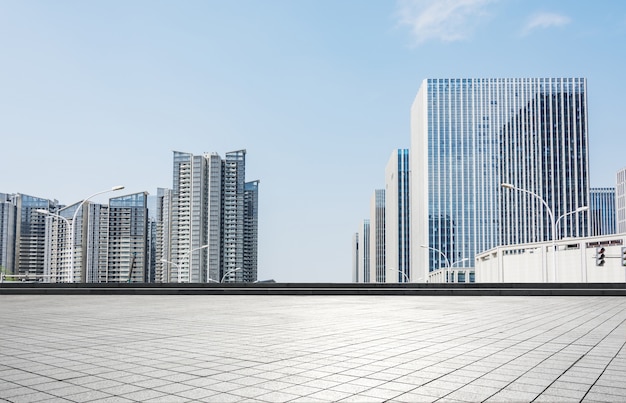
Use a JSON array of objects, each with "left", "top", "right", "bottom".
[
  {"left": 221, "top": 267, "right": 242, "bottom": 283},
  {"left": 69, "top": 186, "right": 124, "bottom": 282},
  {"left": 420, "top": 245, "right": 450, "bottom": 268},
  {"left": 501, "top": 183, "right": 554, "bottom": 282},
  {"left": 163, "top": 244, "right": 210, "bottom": 283},
  {"left": 556, "top": 206, "right": 589, "bottom": 240},
  {"left": 388, "top": 267, "right": 410, "bottom": 283},
  {"left": 35, "top": 209, "right": 71, "bottom": 282},
  {"left": 501, "top": 183, "right": 587, "bottom": 282}
]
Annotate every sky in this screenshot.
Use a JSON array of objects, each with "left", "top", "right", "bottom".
[{"left": 1, "top": 0, "right": 625, "bottom": 282}]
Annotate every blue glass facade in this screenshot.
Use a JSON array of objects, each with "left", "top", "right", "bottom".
[
  {"left": 590, "top": 188, "right": 616, "bottom": 236},
  {"left": 412, "top": 78, "right": 590, "bottom": 280}
]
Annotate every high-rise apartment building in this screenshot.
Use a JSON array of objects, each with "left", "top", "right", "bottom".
[
  {"left": 411, "top": 78, "right": 590, "bottom": 282},
  {"left": 104, "top": 192, "right": 148, "bottom": 282},
  {"left": 352, "top": 232, "right": 360, "bottom": 283},
  {"left": 385, "top": 149, "right": 410, "bottom": 282},
  {"left": 243, "top": 180, "right": 259, "bottom": 282},
  {"left": 13, "top": 194, "right": 59, "bottom": 279},
  {"left": 0, "top": 194, "right": 16, "bottom": 275},
  {"left": 356, "top": 219, "right": 370, "bottom": 282},
  {"left": 163, "top": 150, "right": 259, "bottom": 283},
  {"left": 43, "top": 193, "right": 148, "bottom": 283},
  {"left": 617, "top": 167, "right": 626, "bottom": 233},
  {"left": 590, "top": 188, "right": 616, "bottom": 236},
  {"left": 155, "top": 188, "right": 173, "bottom": 282},
  {"left": 370, "top": 189, "right": 385, "bottom": 283}
]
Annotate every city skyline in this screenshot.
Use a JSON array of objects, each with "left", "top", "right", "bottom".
[{"left": 2, "top": 1, "right": 626, "bottom": 282}]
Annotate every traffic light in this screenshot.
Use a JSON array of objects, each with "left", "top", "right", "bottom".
[
  {"left": 622, "top": 247, "right": 626, "bottom": 267},
  {"left": 596, "top": 247, "right": 606, "bottom": 266}
]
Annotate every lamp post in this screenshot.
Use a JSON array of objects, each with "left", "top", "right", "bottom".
[
  {"left": 501, "top": 183, "right": 555, "bottom": 282},
  {"left": 420, "top": 245, "right": 450, "bottom": 268},
  {"left": 35, "top": 209, "right": 71, "bottom": 282},
  {"left": 388, "top": 267, "right": 410, "bottom": 283},
  {"left": 556, "top": 206, "right": 589, "bottom": 240},
  {"left": 501, "top": 183, "right": 588, "bottom": 282},
  {"left": 221, "top": 267, "right": 242, "bottom": 283},
  {"left": 69, "top": 186, "right": 124, "bottom": 283},
  {"left": 163, "top": 244, "right": 210, "bottom": 283},
  {"left": 420, "top": 245, "right": 451, "bottom": 283}
]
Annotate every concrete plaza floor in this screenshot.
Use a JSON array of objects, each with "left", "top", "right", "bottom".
[{"left": 0, "top": 295, "right": 625, "bottom": 402}]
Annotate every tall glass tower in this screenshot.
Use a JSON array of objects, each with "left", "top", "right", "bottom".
[
  {"left": 385, "top": 149, "right": 410, "bottom": 282},
  {"left": 411, "top": 78, "right": 590, "bottom": 282},
  {"left": 590, "top": 188, "right": 616, "bottom": 236}
]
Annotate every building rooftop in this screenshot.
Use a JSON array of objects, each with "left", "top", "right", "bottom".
[{"left": 0, "top": 292, "right": 624, "bottom": 402}]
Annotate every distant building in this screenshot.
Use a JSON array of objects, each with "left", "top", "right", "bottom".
[
  {"left": 13, "top": 194, "right": 59, "bottom": 279},
  {"left": 370, "top": 189, "right": 385, "bottom": 283},
  {"left": 0, "top": 193, "right": 16, "bottom": 276},
  {"left": 411, "top": 78, "right": 590, "bottom": 283},
  {"left": 352, "top": 232, "right": 359, "bottom": 283},
  {"left": 163, "top": 150, "right": 259, "bottom": 283},
  {"left": 104, "top": 192, "right": 148, "bottom": 283},
  {"left": 155, "top": 188, "right": 173, "bottom": 283},
  {"left": 618, "top": 167, "right": 626, "bottom": 233},
  {"left": 356, "top": 219, "right": 370, "bottom": 283},
  {"left": 385, "top": 149, "right": 410, "bottom": 283},
  {"left": 590, "top": 188, "right": 616, "bottom": 236}
]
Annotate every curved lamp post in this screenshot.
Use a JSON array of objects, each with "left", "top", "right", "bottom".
[
  {"left": 556, "top": 206, "right": 589, "bottom": 240},
  {"left": 221, "top": 267, "right": 242, "bottom": 283},
  {"left": 501, "top": 183, "right": 588, "bottom": 282},
  {"left": 163, "top": 244, "right": 210, "bottom": 283},
  {"left": 388, "top": 267, "right": 410, "bottom": 283},
  {"left": 68, "top": 186, "right": 124, "bottom": 283},
  {"left": 420, "top": 244, "right": 450, "bottom": 268}
]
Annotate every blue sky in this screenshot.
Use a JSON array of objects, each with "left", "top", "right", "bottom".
[{"left": 1, "top": 0, "right": 625, "bottom": 282}]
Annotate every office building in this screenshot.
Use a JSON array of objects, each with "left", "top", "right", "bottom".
[
  {"left": 618, "top": 167, "right": 626, "bottom": 233},
  {"left": 411, "top": 78, "right": 590, "bottom": 282},
  {"left": 164, "top": 150, "right": 259, "bottom": 283},
  {"left": 370, "top": 189, "right": 385, "bottom": 283},
  {"left": 385, "top": 149, "right": 410, "bottom": 282},
  {"left": 590, "top": 188, "right": 616, "bottom": 236}
]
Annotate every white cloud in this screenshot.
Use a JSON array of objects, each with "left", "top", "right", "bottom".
[
  {"left": 522, "top": 12, "right": 571, "bottom": 35},
  {"left": 396, "top": 0, "right": 497, "bottom": 45}
]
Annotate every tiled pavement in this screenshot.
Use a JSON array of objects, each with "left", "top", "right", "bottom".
[{"left": 0, "top": 295, "right": 624, "bottom": 402}]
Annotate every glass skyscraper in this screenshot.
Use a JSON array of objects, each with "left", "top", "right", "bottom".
[
  {"left": 385, "top": 149, "right": 410, "bottom": 282},
  {"left": 370, "top": 189, "right": 385, "bottom": 283},
  {"left": 590, "top": 188, "right": 616, "bottom": 236},
  {"left": 411, "top": 78, "right": 590, "bottom": 282}
]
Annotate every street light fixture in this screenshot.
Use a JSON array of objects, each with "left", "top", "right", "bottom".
[
  {"left": 420, "top": 244, "right": 451, "bottom": 268},
  {"left": 68, "top": 186, "right": 125, "bottom": 282},
  {"left": 388, "top": 267, "right": 410, "bottom": 283},
  {"left": 163, "top": 244, "right": 210, "bottom": 283},
  {"left": 501, "top": 183, "right": 588, "bottom": 282},
  {"left": 555, "top": 206, "right": 589, "bottom": 240},
  {"left": 221, "top": 267, "right": 242, "bottom": 283}
]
